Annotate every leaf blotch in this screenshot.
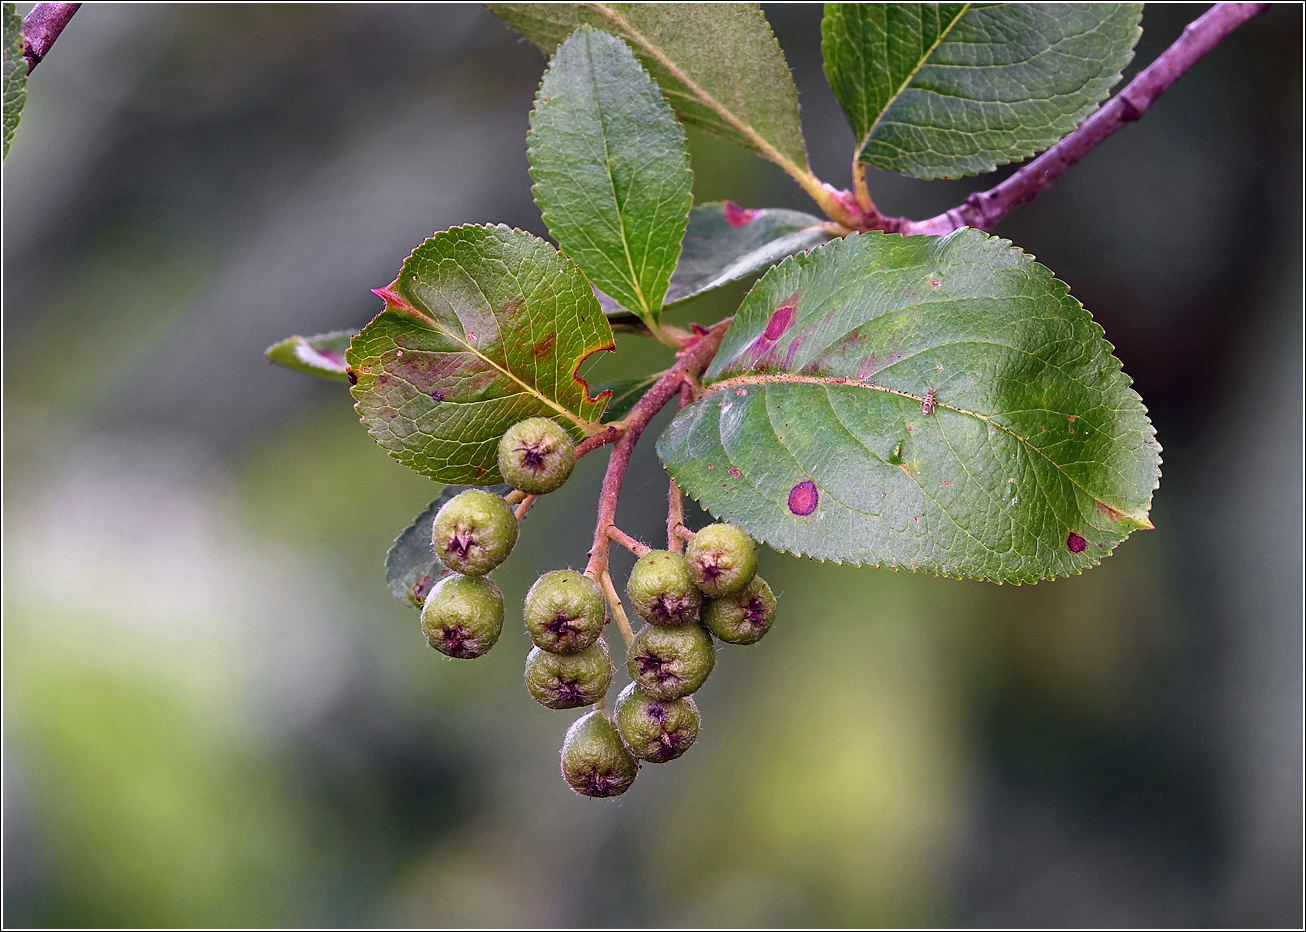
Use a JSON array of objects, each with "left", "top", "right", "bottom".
[
  {"left": 532, "top": 331, "right": 556, "bottom": 359},
  {"left": 1096, "top": 501, "right": 1122, "bottom": 521},
  {"left": 764, "top": 296, "right": 798, "bottom": 341},
  {"left": 788, "top": 480, "right": 819, "bottom": 516},
  {"left": 1067, "top": 532, "right": 1087, "bottom": 553}
]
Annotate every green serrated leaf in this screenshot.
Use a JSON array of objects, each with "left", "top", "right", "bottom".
[
  {"left": 667, "top": 201, "right": 833, "bottom": 307},
  {"left": 386, "top": 484, "right": 513, "bottom": 608},
  {"left": 3, "top": 2, "right": 27, "bottom": 160},
  {"left": 821, "top": 3, "right": 1142, "bottom": 180},
  {"left": 490, "top": 3, "right": 808, "bottom": 175},
  {"left": 348, "top": 224, "right": 615, "bottom": 484},
  {"left": 529, "top": 26, "right": 692, "bottom": 333},
  {"left": 657, "top": 230, "right": 1160, "bottom": 583},
  {"left": 591, "top": 373, "right": 660, "bottom": 423},
  {"left": 265, "top": 330, "right": 355, "bottom": 381}
]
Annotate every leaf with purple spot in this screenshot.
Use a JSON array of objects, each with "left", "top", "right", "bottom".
[{"left": 657, "top": 229, "right": 1161, "bottom": 583}]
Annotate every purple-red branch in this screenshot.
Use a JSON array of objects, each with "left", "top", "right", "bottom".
[
  {"left": 21, "top": 3, "right": 81, "bottom": 73},
  {"left": 840, "top": 3, "right": 1270, "bottom": 236}
]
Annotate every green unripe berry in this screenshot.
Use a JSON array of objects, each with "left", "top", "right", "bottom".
[
  {"left": 686, "top": 523, "right": 758, "bottom": 597},
  {"left": 524, "top": 570, "right": 605, "bottom": 654},
  {"left": 498, "top": 417, "right": 575, "bottom": 494},
  {"left": 560, "top": 710, "right": 638, "bottom": 798},
  {"left": 701, "top": 576, "right": 777, "bottom": 645},
  {"left": 524, "top": 638, "right": 613, "bottom": 709},
  {"left": 614, "top": 683, "right": 700, "bottom": 763},
  {"left": 627, "top": 623, "right": 715, "bottom": 700},
  {"left": 421, "top": 574, "right": 504, "bottom": 659},
  {"left": 431, "top": 489, "right": 518, "bottom": 576},
  {"left": 626, "top": 550, "right": 701, "bottom": 626}
]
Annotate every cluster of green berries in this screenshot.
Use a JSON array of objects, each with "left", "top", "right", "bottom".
[
  {"left": 559, "top": 525, "right": 777, "bottom": 799},
  {"left": 417, "top": 416, "right": 779, "bottom": 800}
]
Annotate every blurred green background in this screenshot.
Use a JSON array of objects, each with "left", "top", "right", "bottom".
[{"left": 3, "top": 4, "right": 1301, "bottom": 927}]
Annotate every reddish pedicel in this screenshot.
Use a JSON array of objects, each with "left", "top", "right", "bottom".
[
  {"left": 1067, "top": 532, "right": 1087, "bottom": 553},
  {"left": 788, "top": 480, "right": 819, "bottom": 516},
  {"left": 723, "top": 200, "right": 760, "bottom": 227}
]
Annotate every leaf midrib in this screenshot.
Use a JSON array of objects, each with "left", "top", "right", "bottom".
[
  {"left": 588, "top": 2, "right": 808, "bottom": 179},
  {"left": 388, "top": 290, "right": 600, "bottom": 432},
  {"left": 855, "top": 3, "right": 971, "bottom": 160},
  {"left": 582, "top": 27, "right": 653, "bottom": 320},
  {"left": 699, "top": 372, "right": 1143, "bottom": 519}
]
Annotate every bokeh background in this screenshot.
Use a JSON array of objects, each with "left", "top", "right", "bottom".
[{"left": 3, "top": 3, "right": 1301, "bottom": 927}]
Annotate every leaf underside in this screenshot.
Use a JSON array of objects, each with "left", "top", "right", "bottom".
[
  {"left": 386, "top": 484, "right": 513, "bottom": 608},
  {"left": 657, "top": 230, "right": 1161, "bottom": 584},
  {"left": 529, "top": 26, "right": 692, "bottom": 330},
  {"left": 667, "top": 202, "right": 833, "bottom": 307},
  {"left": 265, "top": 330, "right": 355, "bottom": 381},
  {"left": 821, "top": 2, "right": 1143, "bottom": 179},
  {"left": 3, "top": 2, "right": 26, "bottom": 160},
  {"left": 347, "top": 224, "right": 615, "bottom": 485},
  {"left": 489, "top": 2, "right": 808, "bottom": 173}
]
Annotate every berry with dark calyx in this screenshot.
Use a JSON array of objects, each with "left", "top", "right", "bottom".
[
  {"left": 421, "top": 574, "right": 504, "bottom": 659},
  {"left": 685, "top": 523, "right": 758, "bottom": 597},
  {"left": 524, "top": 569, "right": 605, "bottom": 654},
  {"left": 498, "top": 417, "right": 575, "bottom": 494},
  {"left": 431, "top": 488, "right": 518, "bottom": 576},
  {"left": 560, "top": 710, "right": 638, "bottom": 798},
  {"left": 614, "top": 683, "right": 700, "bottom": 763},
  {"left": 701, "top": 575, "right": 777, "bottom": 645},
  {"left": 627, "top": 623, "right": 715, "bottom": 700},
  {"left": 525, "top": 638, "right": 613, "bottom": 709},
  {"left": 626, "top": 550, "right": 701, "bottom": 626}
]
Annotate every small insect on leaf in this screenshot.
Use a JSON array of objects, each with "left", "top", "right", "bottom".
[{"left": 922, "top": 388, "right": 937, "bottom": 416}]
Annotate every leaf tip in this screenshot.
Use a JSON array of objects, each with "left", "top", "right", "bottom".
[{"left": 372, "top": 285, "right": 405, "bottom": 308}]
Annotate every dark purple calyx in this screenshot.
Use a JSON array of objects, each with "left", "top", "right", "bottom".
[
  {"left": 651, "top": 594, "right": 693, "bottom": 623},
  {"left": 439, "top": 625, "right": 472, "bottom": 658},
  {"left": 446, "top": 532, "right": 473, "bottom": 558},
  {"left": 545, "top": 612, "right": 577, "bottom": 637},
  {"left": 636, "top": 651, "right": 673, "bottom": 684}
]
